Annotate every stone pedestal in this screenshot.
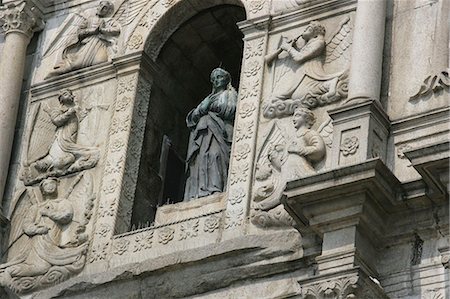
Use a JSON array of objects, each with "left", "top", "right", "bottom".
[
  {"left": 283, "top": 159, "right": 402, "bottom": 297},
  {"left": 0, "top": 1, "right": 43, "bottom": 204},
  {"left": 328, "top": 100, "right": 390, "bottom": 168}
]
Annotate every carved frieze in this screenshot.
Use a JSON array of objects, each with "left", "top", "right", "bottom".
[
  {"left": 21, "top": 89, "right": 100, "bottom": 186},
  {"left": 0, "top": 173, "right": 94, "bottom": 294},
  {"left": 263, "top": 18, "right": 352, "bottom": 119},
  {"left": 43, "top": 0, "right": 148, "bottom": 78},
  {"left": 252, "top": 108, "right": 331, "bottom": 228}
]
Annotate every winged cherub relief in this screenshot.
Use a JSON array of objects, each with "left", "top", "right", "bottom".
[
  {"left": 263, "top": 18, "right": 352, "bottom": 118},
  {"left": 252, "top": 107, "right": 332, "bottom": 228},
  {"left": 0, "top": 173, "right": 94, "bottom": 294},
  {"left": 44, "top": 0, "right": 148, "bottom": 78},
  {"left": 21, "top": 89, "right": 100, "bottom": 185}
]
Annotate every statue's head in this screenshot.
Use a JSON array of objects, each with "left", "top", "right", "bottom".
[
  {"left": 293, "top": 107, "right": 316, "bottom": 129},
  {"left": 58, "top": 89, "right": 75, "bottom": 105},
  {"left": 97, "top": 1, "right": 114, "bottom": 17},
  {"left": 210, "top": 68, "right": 231, "bottom": 90},
  {"left": 302, "top": 21, "right": 326, "bottom": 40},
  {"left": 40, "top": 178, "right": 58, "bottom": 197}
]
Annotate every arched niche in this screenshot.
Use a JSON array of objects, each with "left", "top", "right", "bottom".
[{"left": 129, "top": 3, "right": 246, "bottom": 230}]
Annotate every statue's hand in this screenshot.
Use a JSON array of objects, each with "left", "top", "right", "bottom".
[
  {"left": 35, "top": 225, "right": 50, "bottom": 235},
  {"left": 280, "top": 41, "right": 292, "bottom": 52},
  {"left": 287, "top": 142, "right": 299, "bottom": 153},
  {"left": 197, "top": 100, "right": 211, "bottom": 115}
]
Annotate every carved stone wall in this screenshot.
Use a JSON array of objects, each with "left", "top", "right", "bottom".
[{"left": 0, "top": 0, "right": 448, "bottom": 298}]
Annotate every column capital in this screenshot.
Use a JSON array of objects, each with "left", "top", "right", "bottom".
[{"left": 0, "top": 0, "right": 44, "bottom": 38}]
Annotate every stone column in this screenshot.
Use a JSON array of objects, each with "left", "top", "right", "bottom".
[
  {"left": 346, "top": 0, "right": 386, "bottom": 103},
  {"left": 0, "top": 1, "right": 43, "bottom": 207}
]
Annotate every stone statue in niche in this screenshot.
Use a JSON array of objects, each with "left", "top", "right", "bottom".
[
  {"left": 252, "top": 107, "right": 331, "bottom": 228},
  {"left": 263, "top": 18, "right": 352, "bottom": 118},
  {"left": 0, "top": 172, "right": 94, "bottom": 294},
  {"left": 184, "top": 68, "right": 238, "bottom": 201},
  {"left": 44, "top": 0, "right": 148, "bottom": 78},
  {"left": 21, "top": 89, "right": 100, "bottom": 185}
]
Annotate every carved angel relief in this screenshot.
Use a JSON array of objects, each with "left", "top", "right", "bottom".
[
  {"left": 263, "top": 18, "right": 352, "bottom": 118},
  {"left": 44, "top": 0, "right": 148, "bottom": 78},
  {"left": 21, "top": 89, "right": 100, "bottom": 186},
  {"left": 0, "top": 172, "right": 95, "bottom": 294},
  {"left": 252, "top": 108, "right": 332, "bottom": 228}
]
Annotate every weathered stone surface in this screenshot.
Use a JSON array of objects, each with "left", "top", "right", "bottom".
[{"left": 0, "top": 0, "right": 447, "bottom": 298}]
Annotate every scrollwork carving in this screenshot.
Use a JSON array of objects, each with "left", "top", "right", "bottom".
[{"left": 409, "top": 70, "right": 449, "bottom": 102}]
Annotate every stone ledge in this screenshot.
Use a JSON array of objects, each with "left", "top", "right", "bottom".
[
  {"left": 32, "top": 229, "right": 306, "bottom": 299},
  {"left": 283, "top": 158, "right": 404, "bottom": 236},
  {"left": 405, "top": 140, "right": 449, "bottom": 201}
]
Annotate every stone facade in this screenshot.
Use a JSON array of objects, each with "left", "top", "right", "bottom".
[{"left": 0, "top": 0, "right": 448, "bottom": 298}]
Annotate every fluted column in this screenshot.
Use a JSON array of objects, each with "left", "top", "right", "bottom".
[
  {"left": 0, "top": 1, "right": 43, "bottom": 208},
  {"left": 346, "top": 0, "right": 386, "bottom": 103}
]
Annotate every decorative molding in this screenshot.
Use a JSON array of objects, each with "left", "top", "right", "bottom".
[{"left": 0, "top": 1, "right": 44, "bottom": 37}]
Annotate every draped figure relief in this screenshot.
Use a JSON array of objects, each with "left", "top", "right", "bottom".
[
  {"left": 43, "top": 0, "right": 148, "bottom": 78},
  {"left": 21, "top": 89, "right": 100, "bottom": 186}
]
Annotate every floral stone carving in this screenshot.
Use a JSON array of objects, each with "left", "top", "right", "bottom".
[
  {"left": 340, "top": 136, "right": 359, "bottom": 156},
  {"left": 43, "top": 0, "right": 148, "bottom": 78},
  {"left": 0, "top": 172, "right": 94, "bottom": 294},
  {"left": 252, "top": 107, "right": 331, "bottom": 228},
  {"left": 21, "top": 89, "right": 100, "bottom": 186},
  {"left": 263, "top": 18, "right": 352, "bottom": 118}
]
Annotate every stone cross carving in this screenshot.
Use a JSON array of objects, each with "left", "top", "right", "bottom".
[
  {"left": 252, "top": 107, "right": 330, "bottom": 228},
  {"left": 44, "top": 0, "right": 148, "bottom": 78},
  {"left": 263, "top": 19, "right": 352, "bottom": 118},
  {"left": 184, "top": 68, "right": 238, "bottom": 201},
  {"left": 0, "top": 173, "right": 94, "bottom": 294}
]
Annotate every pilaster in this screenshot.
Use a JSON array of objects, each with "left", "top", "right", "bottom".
[{"left": 0, "top": 0, "right": 43, "bottom": 206}]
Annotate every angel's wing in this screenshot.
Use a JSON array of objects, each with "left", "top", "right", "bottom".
[
  {"left": 318, "top": 117, "right": 333, "bottom": 148},
  {"left": 42, "top": 12, "right": 86, "bottom": 59},
  {"left": 6, "top": 188, "right": 38, "bottom": 257},
  {"left": 113, "top": 0, "right": 148, "bottom": 27},
  {"left": 256, "top": 121, "right": 287, "bottom": 179},
  {"left": 325, "top": 16, "right": 352, "bottom": 65},
  {"left": 314, "top": 116, "right": 333, "bottom": 172},
  {"left": 26, "top": 103, "right": 56, "bottom": 165}
]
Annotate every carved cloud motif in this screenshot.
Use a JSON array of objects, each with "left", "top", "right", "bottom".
[{"left": 263, "top": 17, "right": 353, "bottom": 119}]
